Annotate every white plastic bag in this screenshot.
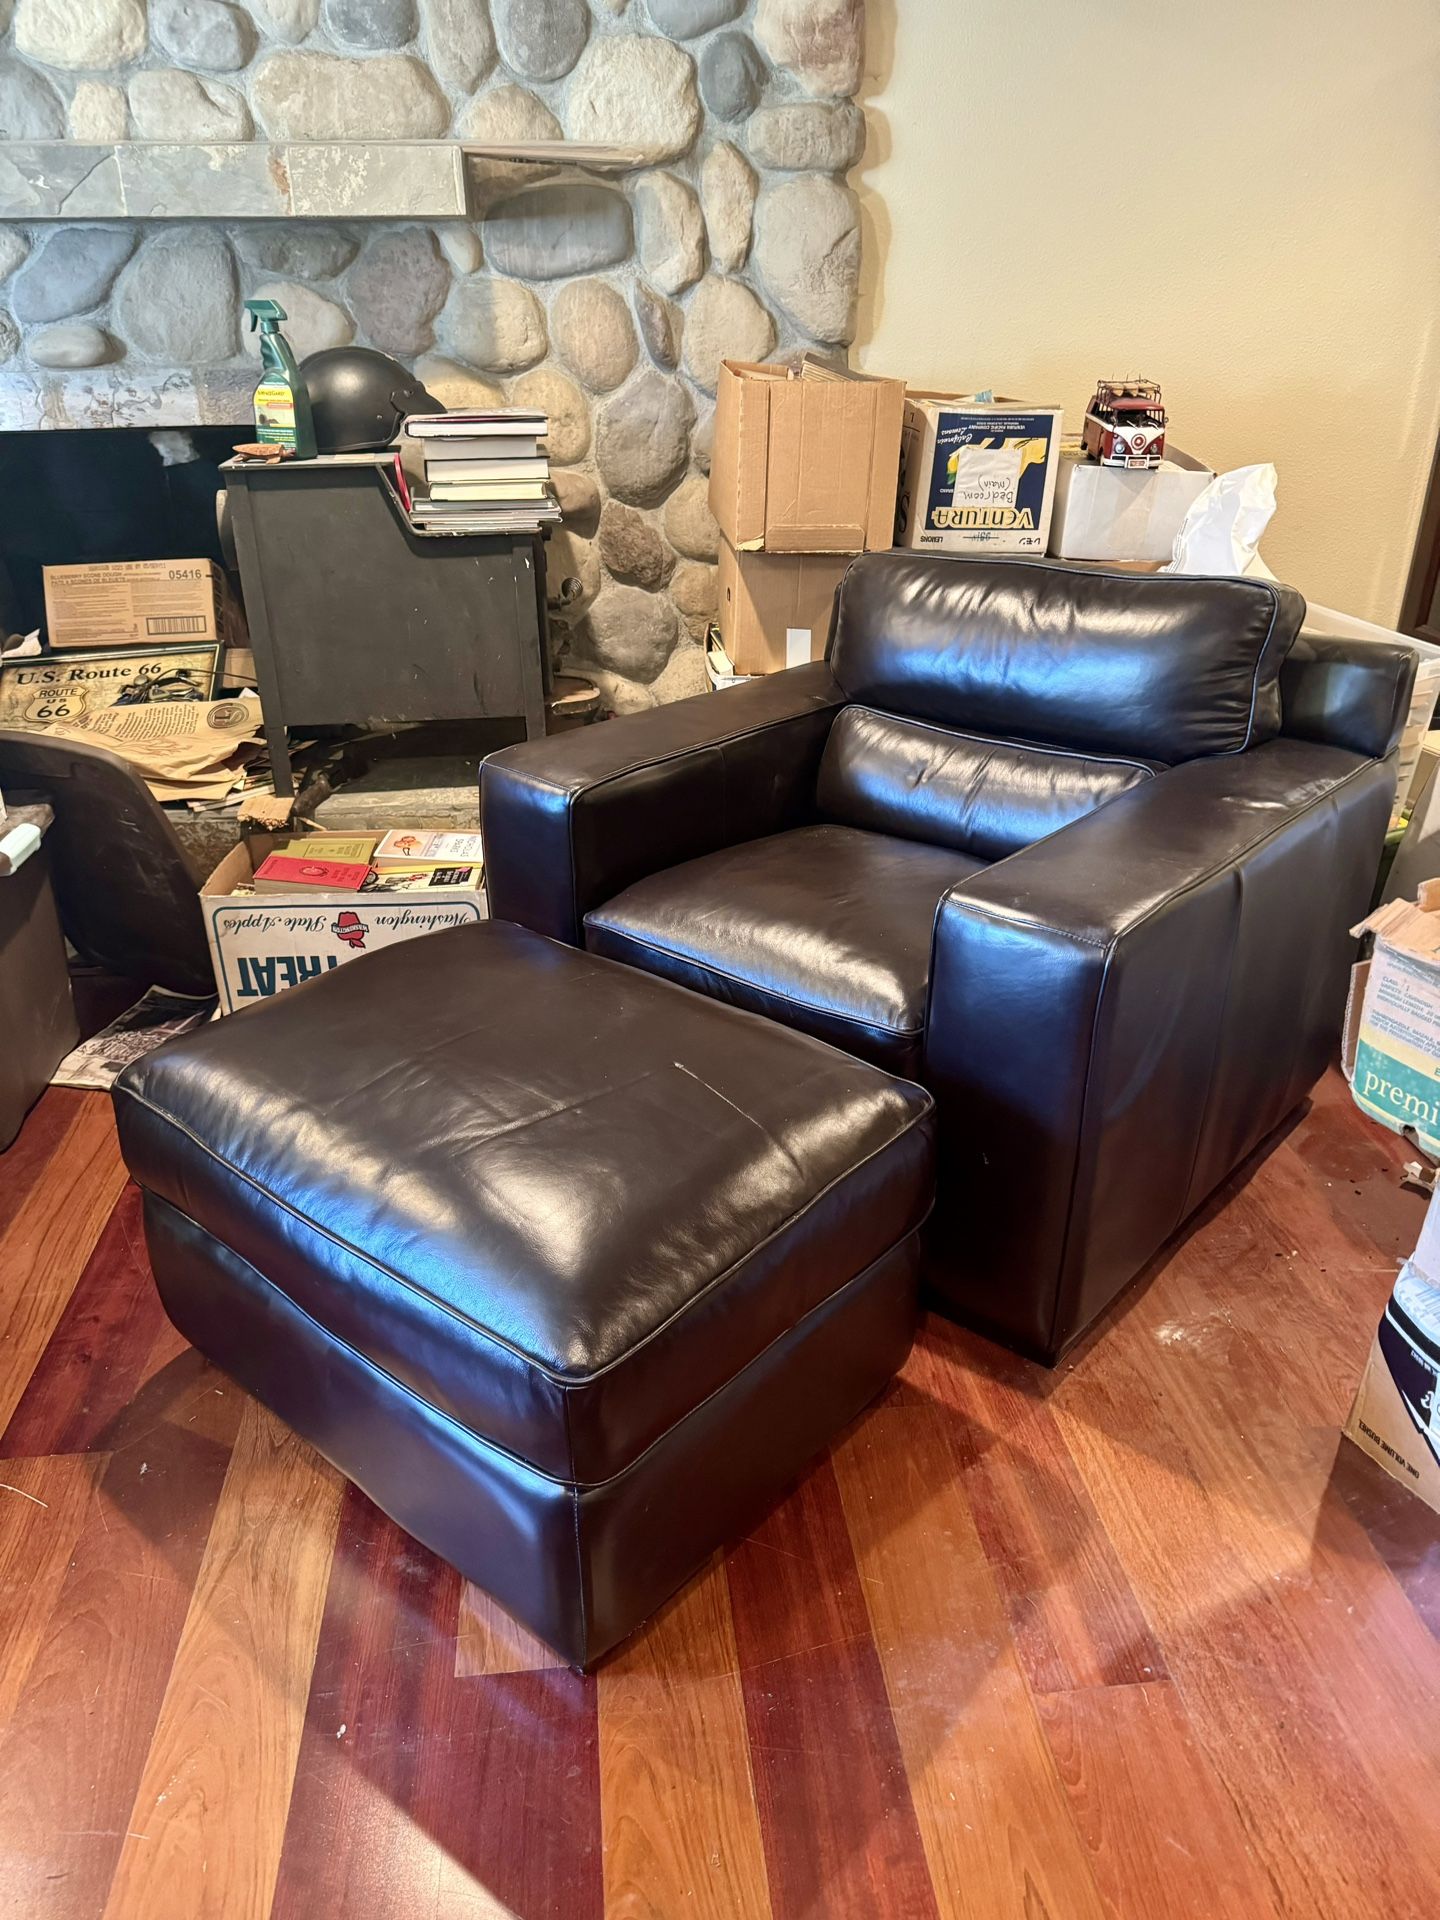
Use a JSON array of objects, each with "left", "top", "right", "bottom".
[{"left": 1164, "top": 463, "right": 1278, "bottom": 575}]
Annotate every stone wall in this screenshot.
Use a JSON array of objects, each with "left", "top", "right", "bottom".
[{"left": 0, "top": 0, "right": 866, "bottom": 707}]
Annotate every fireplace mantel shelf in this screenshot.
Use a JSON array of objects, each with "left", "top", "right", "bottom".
[{"left": 0, "top": 140, "right": 648, "bottom": 223}]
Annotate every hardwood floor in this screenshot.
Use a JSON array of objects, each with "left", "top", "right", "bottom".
[{"left": 0, "top": 1070, "right": 1436, "bottom": 1919}]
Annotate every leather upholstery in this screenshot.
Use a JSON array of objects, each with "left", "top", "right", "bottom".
[
  {"left": 482, "top": 660, "right": 844, "bottom": 946},
  {"left": 1280, "top": 633, "right": 1416, "bottom": 760},
  {"left": 816, "top": 704, "right": 1158, "bottom": 859},
  {"left": 925, "top": 737, "right": 1397, "bottom": 1358},
  {"left": 480, "top": 550, "right": 1414, "bottom": 1361},
  {"left": 828, "top": 552, "right": 1304, "bottom": 763},
  {"left": 115, "top": 920, "right": 933, "bottom": 1490},
  {"left": 0, "top": 727, "right": 213, "bottom": 996},
  {"left": 585, "top": 824, "right": 983, "bottom": 1077},
  {"left": 144, "top": 1193, "right": 920, "bottom": 1668}
]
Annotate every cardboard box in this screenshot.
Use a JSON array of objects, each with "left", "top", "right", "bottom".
[
  {"left": 1344, "top": 893, "right": 1440, "bottom": 1154},
  {"left": 709, "top": 360, "right": 905, "bottom": 555},
  {"left": 896, "top": 392, "right": 1063, "bottom": 555},
  {"left": 43, "top": 558, "right": 227, "bottom": 651},
  {"left": 716, "top": 538, "right": 850, "bottom": 676},
  {"left": 201, "top": 834, "right": 486, "bottom": 1014},
  {"left": 1048, "top": 446, "right": 1214, "bottom": 562},
  {"left": 1345, "top": 1180, "right": 1440, "bottom": 1515}
]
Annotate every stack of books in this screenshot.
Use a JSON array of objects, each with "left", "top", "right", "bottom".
[
  {"left": 365, "top": 828, "right": 485, "bottom": 893},
  {"left": 247, "top": 830, "right": 485, "bottom": 897},
  {"left": 403, "top": 410, "right": 562, "bottom": 534}
]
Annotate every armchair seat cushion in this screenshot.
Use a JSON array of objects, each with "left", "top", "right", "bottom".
[{"left": 584, "top": 823, "right": 983, "bottom": 1076}]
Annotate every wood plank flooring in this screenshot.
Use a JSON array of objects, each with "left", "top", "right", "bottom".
[{"left": 0, "top": 1072, "right": 1437, "bottom": 1919}]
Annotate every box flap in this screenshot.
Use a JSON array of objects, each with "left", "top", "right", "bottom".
[
  {"left": 710, "top": 361, "right": 774, "bottom": 551},
  {"left": 1352, "top": 896, "right": 1440, "bottom": 958},
  {"left": 765, "top": 377, "right": 869, "bottom": 549},
  {"left": 1165, "top": 446, "right": 1212, "bottom": 475},
  {"left": 906, "top": 389, "right": 1063, "bottom": 414},
  {"left": 765, "top": 374, "right": 903, "bottom": 553},
  {"left": 202, "top": 839, "right": 257, "bottom": 898},
  {"left": 1341, "top": 958, "right": 1369, "bottom": 1082}
]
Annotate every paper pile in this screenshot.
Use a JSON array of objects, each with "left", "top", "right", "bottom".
[
  {"left": 5, "top": 691, "right": 265, "bottom": 803},
  {"left": 50, "top": 985, "right": 217, "bottom": 1091}
]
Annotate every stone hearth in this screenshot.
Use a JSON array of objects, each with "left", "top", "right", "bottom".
[{"left": 0, "top": 0, "right": 867, "bottom": 709}]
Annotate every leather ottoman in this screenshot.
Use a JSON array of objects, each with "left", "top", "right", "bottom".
[{"left": 112, "top": 920, "right": 934, "bottom": 1667}]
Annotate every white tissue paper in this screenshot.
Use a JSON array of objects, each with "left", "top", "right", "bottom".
[{"left": 1164, "top": 463, "right": 1278, "bottom": 576}]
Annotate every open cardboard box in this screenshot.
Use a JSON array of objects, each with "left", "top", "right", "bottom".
[
  {"left": 201, "top": 833, "right": 486, "bottom": 1014},
  {"left": 709, "top": 360, "right": 905, "bottom": 555}
]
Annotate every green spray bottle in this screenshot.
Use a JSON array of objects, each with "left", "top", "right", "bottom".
[{"left": 244, "top": 298, "right": 316, "bottom": 458}]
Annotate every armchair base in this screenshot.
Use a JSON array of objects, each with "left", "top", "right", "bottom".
[{"left": 924, "top": 743, "right": 1398, "bottom": 1363}]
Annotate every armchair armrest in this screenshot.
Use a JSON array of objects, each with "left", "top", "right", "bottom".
[
  {"left": 481, "top": 662, "right": 844, "bottom": 944},
  {"left": 924, "top": 736, "right": 1396, "bottom": 1361},
  {"left": 1280, "top": 632, "right": 1416, "bottom": 758}
]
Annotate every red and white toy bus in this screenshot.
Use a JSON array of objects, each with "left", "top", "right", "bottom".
[{"left": 1081, "top": 379, "right": 1167, "bottom": 468}]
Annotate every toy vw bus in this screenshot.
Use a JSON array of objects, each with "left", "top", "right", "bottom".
[{"left": 1082, "top": 379, "right": 1167, "bottom": 468}]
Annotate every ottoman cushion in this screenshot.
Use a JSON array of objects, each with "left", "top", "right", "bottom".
[{"left": 115, "top": 920, "right": 934, "bottom": 1664}]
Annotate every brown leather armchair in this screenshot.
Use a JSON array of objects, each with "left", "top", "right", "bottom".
[{"left": 481, "top": 552, "right": 1413, "bottom": 1362}]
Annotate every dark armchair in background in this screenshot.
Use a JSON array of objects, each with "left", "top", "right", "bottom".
[
  {"left": 0, "top": 728, "right": 213, "bottom": 998},
  {"left": 481, "top": 553, "right": 1413, "bottom": 1362}
]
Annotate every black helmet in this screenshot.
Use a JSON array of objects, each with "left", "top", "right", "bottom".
[{"left": 299, "top": 346, "right": 441, "bottom": 453}]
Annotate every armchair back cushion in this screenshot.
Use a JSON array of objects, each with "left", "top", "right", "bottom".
[
  {"left": 828, "top": 552, "right": 1305, "bottom": 765},
  {"left": 816, "top": 705, "right": 1158, "bottom": 861}
]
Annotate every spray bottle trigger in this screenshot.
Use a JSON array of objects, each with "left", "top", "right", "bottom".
[{"left": 243, "top": 297, "right": 287, "bottom": 332}]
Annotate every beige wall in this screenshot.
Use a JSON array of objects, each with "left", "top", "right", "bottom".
[{"left": 855, "top": 0, "right": 1440, "bottom": 624}]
